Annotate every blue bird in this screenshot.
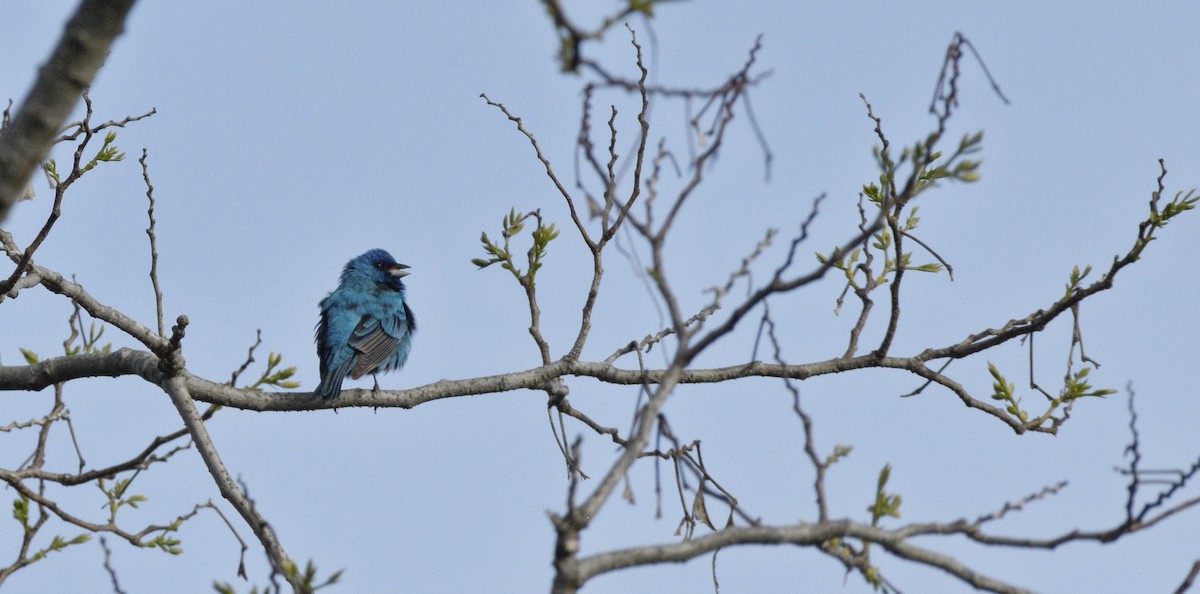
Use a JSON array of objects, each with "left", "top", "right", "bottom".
[{"left": 315, "top": 249, "right": 415, "bottom": 401}]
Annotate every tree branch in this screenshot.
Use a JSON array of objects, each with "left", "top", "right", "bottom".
[
  {"left": 574, "top": 522, "right": 1029, "bottom": 594},
  {"left": 0, "top": 0, "right": 138, "bottom": 222},
  {"left": 159, "top": 375, "right": 302, "bottom": 591}
]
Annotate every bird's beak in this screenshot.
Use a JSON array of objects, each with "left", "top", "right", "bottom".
[{"left": 388, "top": 263, "right": 411, "bottom": 278}]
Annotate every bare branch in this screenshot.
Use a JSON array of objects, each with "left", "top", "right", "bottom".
[
  {"left": 0, "top": 233, "right": 170, "bottom": 353},
  {"left": 973, "top": 481, "right": 1069, "bottom": 525},
  {"left": 159, "top": 375, "right": 302, "bottom": 591},
  {"left": 0, "top": 348, "right": 1107, "bottom": 435},
  {"left": 98, "top": 537, "right": 126, "bottom": 594},
  {"left": 1175, "top": 559, "right": 1200, "bottom": 594},
  {"left": 481, "top": 94, "right": 593, "bottom": 250},
  {"left": 574, "top": 522, "right": 1030, "bottom": 594},
  {"left": 140, "top": 149, "right": 165, "bottom": 337},
  {"left": 0, "top": 0, "right": 138, "bottom": 222}
]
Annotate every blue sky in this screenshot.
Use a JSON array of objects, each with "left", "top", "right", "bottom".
[{"left": 3, "top": 1, "right": 1200, "bottom": 592}]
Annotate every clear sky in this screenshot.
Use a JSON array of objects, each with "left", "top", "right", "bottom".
[{"left": 3, "top": 1, "right": 1200, "bottom": 593}]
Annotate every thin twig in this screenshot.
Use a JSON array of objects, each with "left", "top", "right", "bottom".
[
  {"left": 141, "top": 149, "right": 165, "bottom": 337},
  {"left": 99, "top": 537, "right": 127, "bottom": 594}
]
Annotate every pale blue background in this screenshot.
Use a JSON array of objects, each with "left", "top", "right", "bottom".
[{"left": 2, "top": 2, "right": 1200, "bottom": 593}]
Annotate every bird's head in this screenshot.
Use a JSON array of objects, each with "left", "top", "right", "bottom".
[{"left": 344, "top": 248, "right": 410, "bottom": 289}]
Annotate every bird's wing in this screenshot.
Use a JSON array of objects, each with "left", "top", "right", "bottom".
[
  {"left": 348, "top": 316, "right": 403, "bottom": 379},
  {"left": 315, "top": 354, "right": 355, "bottom": 400},
  {"left": 316, "top": 299, "right": 359, "bottom": 400}
]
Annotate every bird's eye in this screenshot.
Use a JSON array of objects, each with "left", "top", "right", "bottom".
[{"left": 373, "top": 262, "right": 383, "bottom": 269}]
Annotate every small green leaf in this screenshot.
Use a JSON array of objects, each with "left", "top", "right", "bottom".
[
  {"left": 868, "top": 463, "right": 901, "bottom": 526},
  {"left": 13, "top": 494, "right": 30, "bottom": 531},
  {"left": 825, "top": 444, "right": 853, "bottom": 466}
]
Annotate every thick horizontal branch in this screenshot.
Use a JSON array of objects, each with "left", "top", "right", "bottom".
[
  {"left": 0, "top": 349, "right": 1026, "bottom": 437},
  {"left": 0, "top": 349, "right": 573, "bottom": 410},
  {"left": 1, "top": 349, "right": 874, "bottom": 409},
  {"left": 1, "top": 348, "right": 160, "bottom": 389}
]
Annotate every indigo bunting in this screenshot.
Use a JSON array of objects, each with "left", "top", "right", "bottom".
[{"left": 315, "top": 249, "right": 415, "bottom": 400}]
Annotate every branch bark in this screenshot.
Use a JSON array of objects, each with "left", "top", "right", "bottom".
[
  {"left": 160, "top": 375, "right": 303, "bottom": 592},
  {"left": 574, "top": 521, "right": 1031, "bottom": 594},
  {"left": 0, "top": 0, "right": 138, "bottom": 223}
]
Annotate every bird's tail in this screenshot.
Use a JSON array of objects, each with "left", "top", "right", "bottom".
[{"left": 314, "top": 365, "right": 349, "bottom": 401}]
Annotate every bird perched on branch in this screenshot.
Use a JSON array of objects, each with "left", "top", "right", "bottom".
[{"left": 315, "top": 249, "right": 415, "bottom": 401}]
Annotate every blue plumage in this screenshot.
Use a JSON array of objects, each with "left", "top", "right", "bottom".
[{"left": 315, "top": 249, "right": 415, "bottom": 400}]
